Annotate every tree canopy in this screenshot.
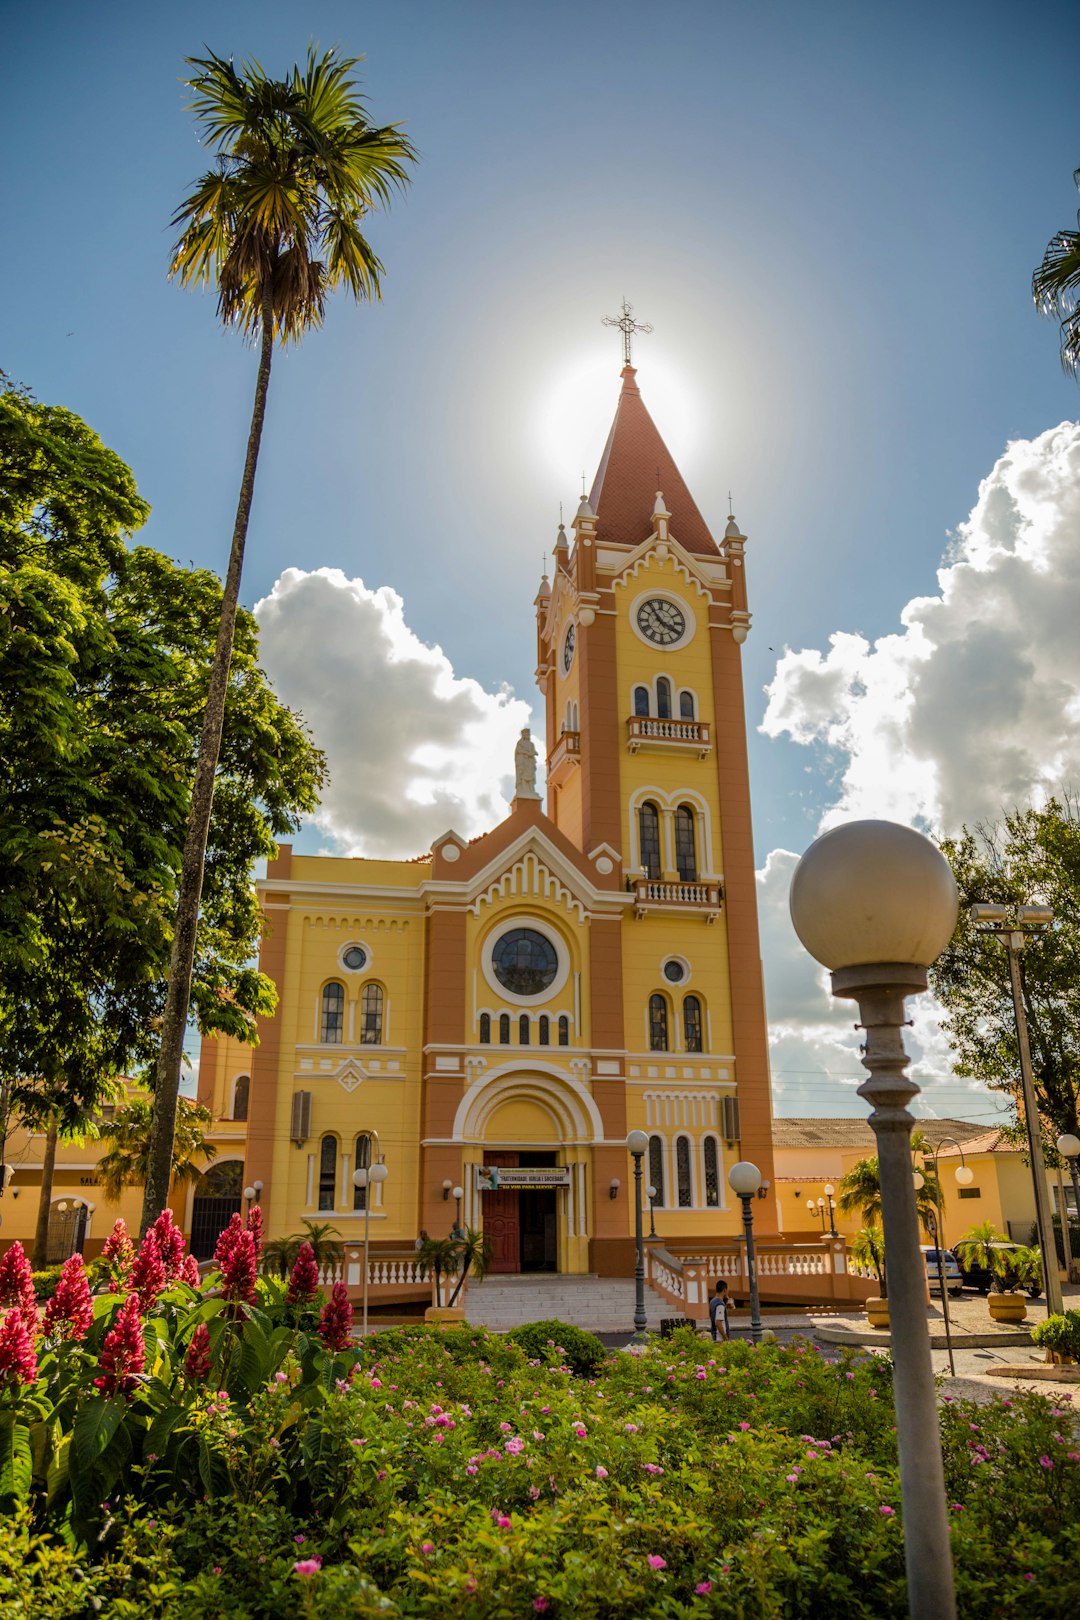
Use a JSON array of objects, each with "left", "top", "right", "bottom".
[
  {"left": 97, "top": 1095, "right": 216, "bottom": 1204},
  {"left": 0, "top": 384, "right": 325, "bottom": 1129},
  {"left": 1033, "top": 164, "right": 1080, "bottom": 378},
  {"left": 932, "top": 802, "right": 1080, "bottom": 1149}
]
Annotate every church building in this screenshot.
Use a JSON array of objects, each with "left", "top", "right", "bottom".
[{"left": 198, "top": 356, "right": 778, "bottom": 1275}]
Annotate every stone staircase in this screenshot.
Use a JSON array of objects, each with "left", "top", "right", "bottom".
[{"left": 465, "top": 1273, "right": 671, "bottom": 1333}]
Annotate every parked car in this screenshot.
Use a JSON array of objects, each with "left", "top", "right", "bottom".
[
  {"left": 959, "top": 1242, "right": 1043, "bottom": 1299},
  {"left": 919, "top": 1245, "right": 964, "bottom": 1296}
]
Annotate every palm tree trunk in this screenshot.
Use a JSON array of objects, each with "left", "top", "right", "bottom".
[
  {"left": 32, "top": 1119, "right": 59, "bottom": 1268},
  {"left": 448, "top": 1257, "right": 471, "bottom": 1308},
  {"left": 140, "top": 297, "right": 275, "bottom": 1238}
]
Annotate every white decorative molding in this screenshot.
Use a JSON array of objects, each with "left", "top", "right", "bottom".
[{"left": 473, "top": 852, "right": 586, "bottom": 924}]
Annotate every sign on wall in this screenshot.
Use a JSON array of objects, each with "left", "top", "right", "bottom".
[{"left": 475, "top": 1167, "right": 571, "bottom": 1191}]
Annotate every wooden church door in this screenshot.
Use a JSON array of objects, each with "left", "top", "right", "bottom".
[{"left": 483, "top": 1151, "right": 520, "bottom": 1273}]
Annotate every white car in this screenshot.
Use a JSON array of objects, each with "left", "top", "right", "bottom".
[{"left": 919, "top": 1245, "right": 963, "bottom": 1296}]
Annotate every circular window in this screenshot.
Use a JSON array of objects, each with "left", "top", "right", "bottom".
[
  {"left": 562, "top": 622, "right": 576, "bottom": 673},
  {"left": 663, "top": 959, "right": 686, "bottom": 984},
  {"left": 342, "top": 945, "right": 368, "bottom": 972},
  {"left": 491, "top": 928, "right": 559, "bottom": 997}
]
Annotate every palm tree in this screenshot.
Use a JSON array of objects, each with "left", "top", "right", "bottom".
[
  {"left": 98, "top": 1095, "right": 215, "bottom": 1205},
  {"left": 262, "top": 1220, "right": 344, "bottom": 1278},
  {"left": 1033, "top": 166, "right": 1080, "bottom": 377},
  {"left": 851, "top": 1226, "right": 887, "bottom": 1295},
  {"left": 447, "top": 1227, "right": 493, "bottom": 1308},
  {"left": 416, "top": 1236, "right": 459, "bottom": 1309},
  {"left": 837, "top": 1132, "right": 941, "bottom": 1239},
  {"left": 141, "top": 49, "right": 416, "bottom": 1235}
]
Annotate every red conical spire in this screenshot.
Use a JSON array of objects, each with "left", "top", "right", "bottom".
[{"left": 588, "top": 368, "right": 719, "bottom": 557}]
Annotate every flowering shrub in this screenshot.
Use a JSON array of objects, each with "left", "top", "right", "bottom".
[
  {"left": 506, "top": 1319, "right": 606, "bottom": 1376},
  {"left": 0, "top": 1225, "right": 1077, "bottom": 1616}
]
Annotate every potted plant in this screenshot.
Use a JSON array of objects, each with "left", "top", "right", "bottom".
[
  {"left": 1031, "top": 1308, "right": 1080, "bottom": 1365},
  {"left": 955, "top": 1223, "right": 1035, "bottom": 1323},
  {"left": 851, "top": 1226, "right": 889, "bottom": 1328}
]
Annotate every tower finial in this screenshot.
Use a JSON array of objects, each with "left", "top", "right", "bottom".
[{"left": 602, "top": 298, "right": 653, "bottom": 367}]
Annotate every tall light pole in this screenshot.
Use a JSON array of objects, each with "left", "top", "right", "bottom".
[
  {"left": 969, "top": 904, "right": 1063, "bottom": 1317},
  {"left": 646, "top": 1182, "right": 658, "bottom": 1239},
  {"left": 352, "top": 1156, "right": 389, "bottom": 1341},
  {"left": 728, "top": 1162, "right": 763, "bottom": 1342},
  {"left": 791, "top": 818, "right": 961, "bottom": 1620},
  {"left": 913, "top": 1138, "right": 974, "bottom": 1379},
  {"left": 807, "top": 1197, "right": 826, "bottom": 1233},
  {"left": 823, "top": 1183, "right": 838, "bottom": 1238},
  {"left": 1056, "top": 1134, "right": 1080, "bottom": 1283},
  {"left": 452, "top": 1185, "right": 464, "bottom": 1236},
  {"left": 626, "top": 1130, "right": 649, "bottom": 1340}
]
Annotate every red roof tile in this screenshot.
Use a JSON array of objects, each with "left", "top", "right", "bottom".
[{"left": 589, "top": 367, "right": 719, "bottom": 557}]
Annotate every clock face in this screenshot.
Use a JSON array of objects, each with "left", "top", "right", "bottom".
[
  {"left": 636, "top": 597, "right": 687, "bottom": 646},
  {"left": 562, "top": 622, "right": 576, "bottom": 672}
]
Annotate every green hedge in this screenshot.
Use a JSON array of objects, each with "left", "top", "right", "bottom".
[{"left": 505, "top": 1318, "right": 606, "bottom": 1376}]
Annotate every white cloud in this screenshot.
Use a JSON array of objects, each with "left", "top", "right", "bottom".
[
  {"left": 761, "top": 420, "right": 1080, "bottom": 831},
  {"left": 757, "top": 421, "right": 1080, "bottom": 1123},
  {"left": 254, "top": 568, "right": 534, "bottom": 858}
]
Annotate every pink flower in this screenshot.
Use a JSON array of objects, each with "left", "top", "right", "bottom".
[
  {"left": 286, "top": 1243, "right": 320, "bottom": 1305},
  {"left": 94, "top": 1295, "right": 145, "bottom": 1397},
  {"left": 100, "top": 1220, "right": 135, "bottom": 1292},
  {"left": 318, "top": 1282, "right": 354, "bottom": 1352},
  {"left": 0, "top": 1242, "right": 36, "bottom": 1317},
  {"left": 214, "top": 1213, "right": 244, "bottom": 1269},
  {"left": 574, "top": 1424, "right": 587, "bottom": 1438},
  {"left": 647, "top": 1555, "right": 667, "bottom": 1570},
  {"left": 738, "top": 1421, "right": 751, "bottom": 1431},
  {"left": 1039, "top": 1455, "right": 1053, "bottom": 1470},
  {"left": 786, "top": 1473, "right": 799, "bottom": 1483},
  {"left": 221, "top": 1230, "right": 258, "bottom": 1312},
  {"left": 184, "top": 1323, "right": 212, "bottom": 1381},
  {"left": 293, "top": 1558, "right": 322, "bottom": 1576},
  {"left": 595, "top": 1465, "right": 608, "bottom": 1479},
  {"left": 0, "top": 1307, "right": 38, "bottom": 1388},
  {"left": 42, "top": 1254, "right": 93, "bottom": 1341},
  {"left": 294, "top": 1534, "right": 306, "bottom": 1544},
  {"left": 130, "top": 1232, "right": 166, "bottom": 1311},
  {"left": 421, "top": 1542, "right": 434, "bottom": 1556},
  {"left": 149, "top": 1209, "right": 186, "bottom": 1282},
  {"left": 879, "top": 1506, "right": 895, "bottom": 1517},
  {"left": 181, "top": 1253, "right": 201, "bottom": 1288},
  {"left": 246, "top": 1202, "right": 264, "bottom": 1263},
  {"left": 696, "top": 1582, "right": 712, "bottom": 1595},
  {"left": 1023, "top": 1573, "right": 1035, "bottom": 1583},
  {"left": 624, "top": 1422, "right": 639, "bottom": 1433},
  {"left": 533, "top": 1600, "right": 550, "bottom": 1613}
]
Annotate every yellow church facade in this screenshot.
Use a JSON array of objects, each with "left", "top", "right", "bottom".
[{"left": 197, "top": 363, "right": 778, "bottom": 1276}]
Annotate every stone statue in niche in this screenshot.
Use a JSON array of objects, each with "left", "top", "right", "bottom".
[{"left": 514, "top": 727, "right": 540, "bottom": 799}]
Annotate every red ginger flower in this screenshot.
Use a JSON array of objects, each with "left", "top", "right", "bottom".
[
  {"left": 42, "top": 1254, "right": 93, "bottom": 1342},
  {"left": 184, "top": 1322, "right": 212, "bottom": 1380},
  {"left": 130, "top": 1231, "right": 166, "bottom": 1312},
  {"left": 0, "top": 1242, "right": 36, "bottom": 1318},
  {"left": 181, "top": 1253, "right": 201, "bottom": 1288},
  {"left": 246, "top": 1202, "right": 264, "bottom": 1264},
  {"left": 150, "top": 1209, "right": 186, "bottom": 1282},
  {"left": 94, "top": 1294, "right": 145, "bottom": 1397},
  {"left": 286, "top": 1242, "right": 320, "bottom": 1305},
  {"left": 318, "top": 1281, "right": 354, "bottom": 1351},
  {"left": 0, "top": 1308, "right": 38, "bottom": 1388},
  {"left": 221, "top": 1229, "right": 257, "bottom": 1311},
  {"left": 101, "top": 1219, "right": 135, "bottom": 1292},
  {"left": 214, "top": 1213, "right": 244, "bottom": 1268}
]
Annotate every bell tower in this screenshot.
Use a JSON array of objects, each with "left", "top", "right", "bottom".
[{"left": 535, "top": 356, "right": 776, "bottom": 1225}]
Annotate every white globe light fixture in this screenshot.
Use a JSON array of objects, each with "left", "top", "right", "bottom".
[
  {"left": 954, "top": 1165, "right": 975, "bottom": 1187},
  {"left": 727, "top": 1161, "right": 764, "bottom": 1340},
  {"left": 352, "top": 1157, "right": 389, "bottom": 1343},
  {"left": 790, "top": 820, "right": 960, "bottom": 1620}
]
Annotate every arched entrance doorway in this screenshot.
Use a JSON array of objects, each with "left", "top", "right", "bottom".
[
  {"left": 189, "top": 1160, "right": 244, "bottom": 1260},
  {"left": 451, "top": 1066, "right": 602, "bottom": 1276}
]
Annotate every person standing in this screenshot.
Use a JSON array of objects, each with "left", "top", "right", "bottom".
[{"left": 708, "top": 1279, "right": 730, "bottom": 1342}]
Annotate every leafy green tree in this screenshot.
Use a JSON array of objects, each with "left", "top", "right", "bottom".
[
  {"left": 931, "top": 802, "right": 1080, "bottom": 1149},
  {"left": 447, "top": 1227, "right": 493, "bottom": 1307},
  {"left": 96, "top": 1096, "right": 216, "bottom": 1205},
  {"left": 836, "top": 1131, "right": 941, "bottom": 1236},
  {"left": 0, "top": 385, "right": 324, "bottom": 1147},
  {"left": 1033, "top": 164, "right": 1080, "bottom": 376},
  {"left": 147, "top": 48, "right": 416, "bottom": 1234},
  {"left": 417, "top": 1236, "right": 459, "bottom": 1308},
  {"left": 262, "top": 1221, "right": 344, "bottom": 1277}
]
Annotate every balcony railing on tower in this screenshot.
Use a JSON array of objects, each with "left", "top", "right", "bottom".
[
  {"left": 546, "top": 729, "right": 580, "bottom": 789},
  {"left": 626, "top": 716, "right": 712, "bottom": 758},
  {"left": 631, "top": 876, "right": 723, "bottom": 920}
]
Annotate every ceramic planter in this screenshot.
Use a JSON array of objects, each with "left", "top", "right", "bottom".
[
  {"left": 988, "top": 1291, "right": 1027, "bottom": 1324},
  {"left": 425, "top": 1306, "right": 468, "bottom": 1324},
  {"left": 865, "top": 1296, "right": 890, "bottom": 1330}
]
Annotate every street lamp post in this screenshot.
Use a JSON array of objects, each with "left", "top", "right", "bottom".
[
  {"left": 1056, "top": 1134, "right": 1080, "bottom": 1283},
  {"left": 728, "top": 1162, "right": 763, "bottom": 1342},
  {"left": 646, "top": 1182, "right": 657, "bottom": 1239},
  {"left": 352, "top": 1158, "right": 389, "bottom": 1341},
  {"left": 807, "top": 1197, "right": 826, "bottom": 1233},
  {"left": 970, "top": 904, "right": 1064, "bottom": 1318},
  {"left": 915, "top": 1139, "right": 974, "bottom": 1379},
  {"left": 790, "top": 818, "right": 962, "bottom": 1620},
  {"left": 452, "top": 1185, "right": 464, "bottom": 1236},
  {"left": 823, "top": 1184, "right": 838, "bottom": 1238},
  {"left": 626, "top": 1130, "right": 649, "bottom": 1340},
  {"left": 243, "top": 1184, "right": 256, "bottom": 1215}
]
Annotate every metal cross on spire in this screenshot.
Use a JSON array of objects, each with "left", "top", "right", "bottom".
[{"left": 602, "top": 298, "right": 653, "bottom": 366}]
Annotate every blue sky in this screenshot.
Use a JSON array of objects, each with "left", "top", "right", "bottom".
[{"left": 5, "top": 0, "right": 1079, "bottom": 1118}]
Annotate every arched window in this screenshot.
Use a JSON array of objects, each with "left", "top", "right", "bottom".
[
  {"left": 676, "top": 1136, "right": 693, "bottom": 1207},
  {"left": 679, "top": 689, "right": 695, "bottom": 720},
  {"left": 318, "top": 1134, "right": 338, "bottom": 1211},
  {"left": 558, "top": 1015, "right": 569, "bottom": 1046},
  {"left": 519, "top": 1014, "right": 530, "bottom": 1045},
  {"left": 360, "top": 983, "right": 384, "bottom": 1044},
  {"left": 648, "top": 1135, "right": 665, "bottom": 1208},
  {"left": 320, "top": 982, "right": 345, "bottom": 1043},
  {"left": 570, "top": 700, "right": 579, "bottom": 731},
  {"left": 675, "top": 806, "right": 697, "bottom": 883},
  {"left": 538, "top": 1015, "right": 550, "bottom": 1045},
  {"left": 232, "top": 1074, "right": 250, "bottom": 1121},
  {"left": 633, "top": 685, "right": 650, "bottom": 717},
  {"left": 656, "top": 677, "right": 672, "bottom": 719},
  {"left": 353, "top": 1133, "right": 372, "bottom": 1210},
  {"left": 683, "top": 995, "right": 703, "bottom": 1053},
  {"left": 479, "top": 1013, "right": 491, "bottom": 1044},
  {"left": 649, "top": 993, "right": 669, "bottom": 1052},
  {"left": 499, "top": 1013, "right": 511, "bottom": 1044},
  {"left": 638, "top": 801, "right": 661, "bottom": 879},
  {"left": 703, "top": 1137, "right": 720, "bottom": 1207}
]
